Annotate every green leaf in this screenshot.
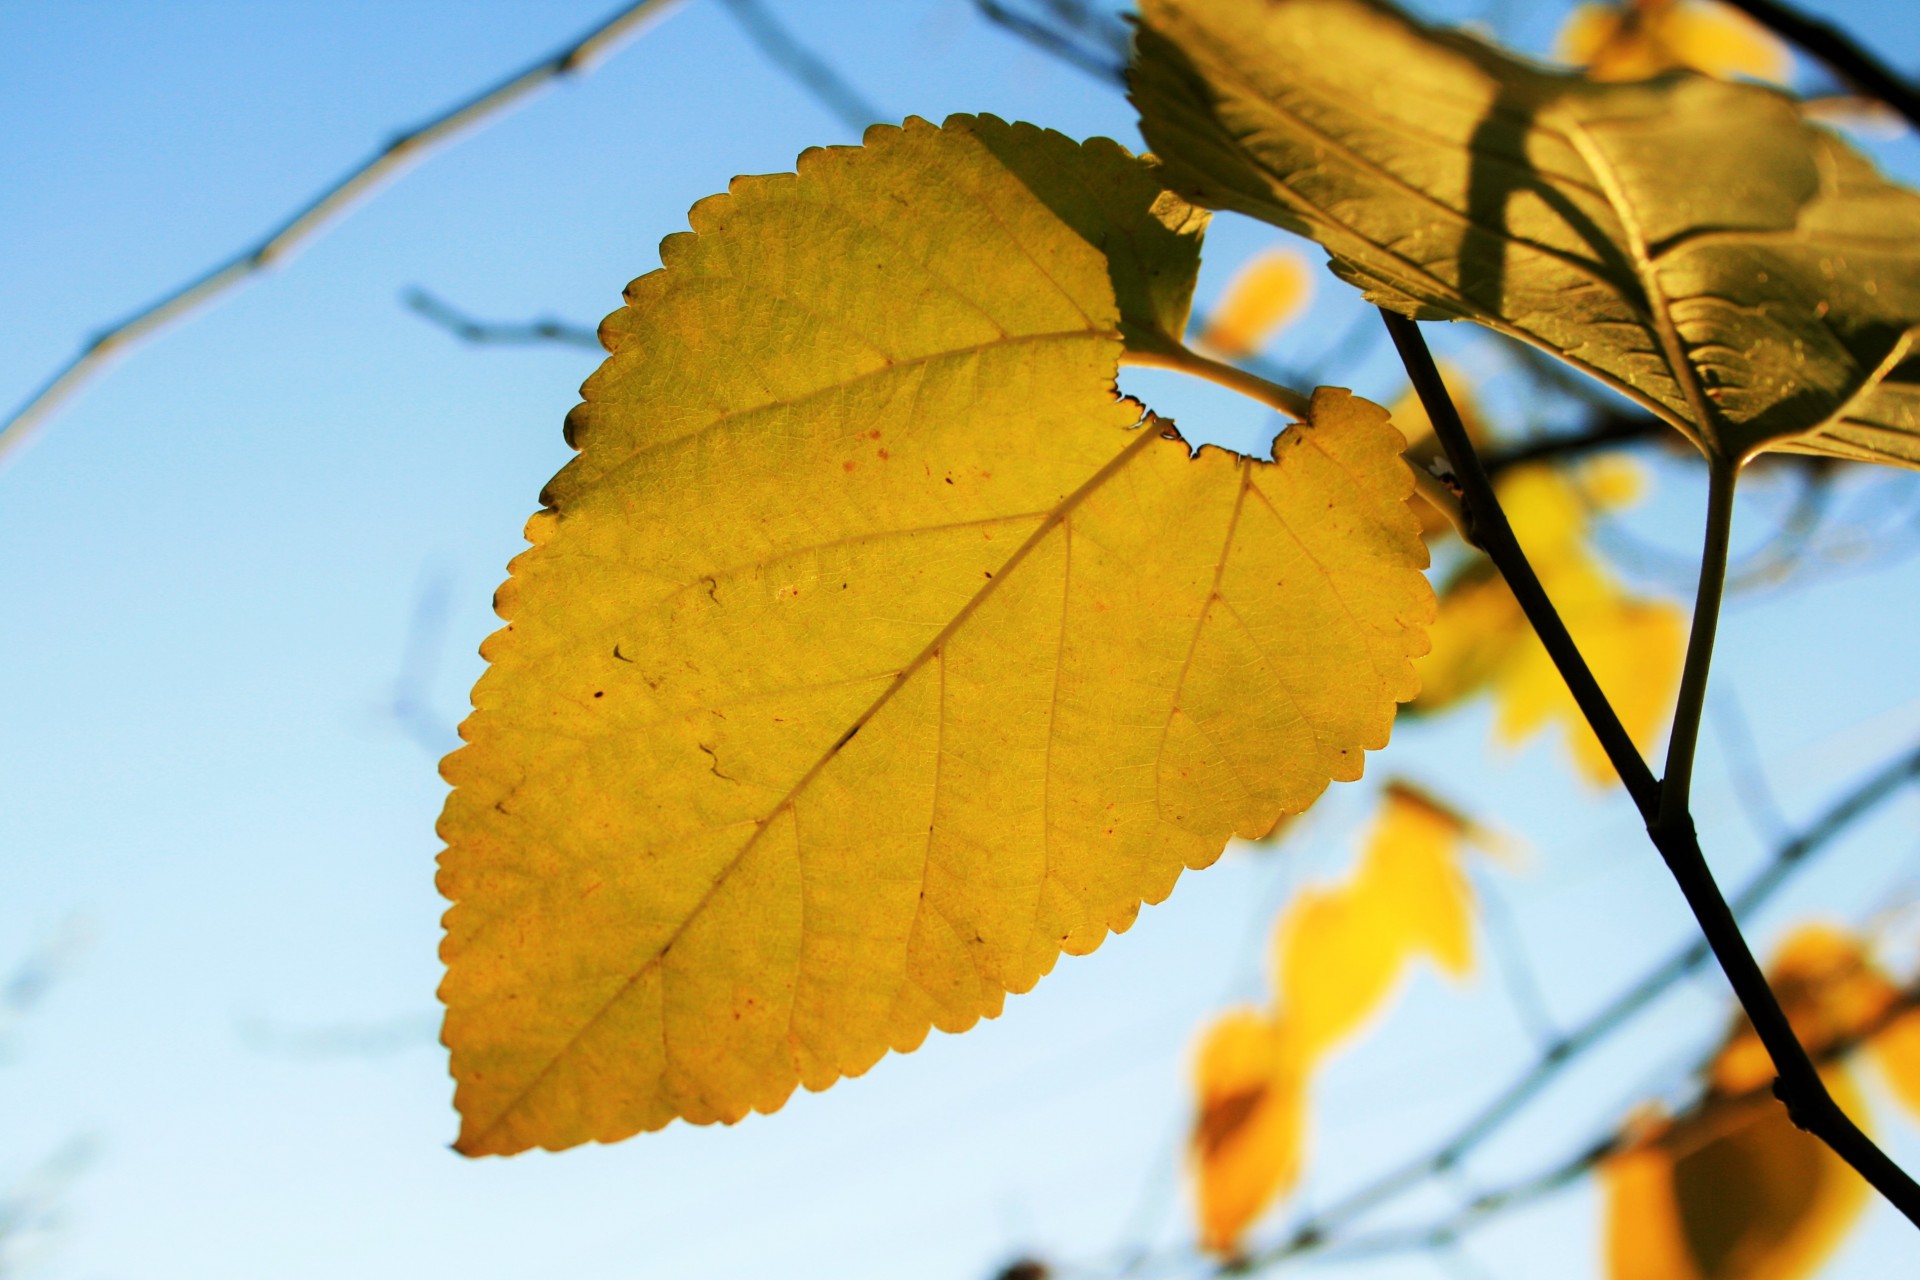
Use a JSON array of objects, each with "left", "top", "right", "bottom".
[
  {"left": 1131, "top": 0, "right": 1920, "bottom": 467},
  {"left": 436, "top": 114, "right": 1434, "bottom": 1155}
]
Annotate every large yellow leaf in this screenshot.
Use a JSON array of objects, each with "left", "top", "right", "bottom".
[
  {"left": 438, "top": 115, "right": 1434, "bottom": 1155},
  {"left": 1188, "top": 780, "right": 1479, "bottom": 1254},
  {"left": 1132, "top": 0, "right": 1920, "bottom": 467}
]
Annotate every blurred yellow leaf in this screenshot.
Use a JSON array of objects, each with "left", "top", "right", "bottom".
[
  {"left": 1604, "top": 926, "right": 1887, "bottom": 1279},
  {"left": 1197, "top": 248, "right": 1313, "bottom": 357},
  {"left": 437, "top": 115, "right": 1435, "bottom": 1155},
  {"left": 1190, "top": 1009, "right": 1306, "bottom": 1257},
  {"left": 1558, "top": 0, "right": 1791, "bottom": 85},
  {"left": 1278, "top": 780, "right": 1478, "bottom": 1057},
  {"left": 1414, "top": 462, "right": 1685, "bottom": 785},
  {"left": 1189, "top": 781, "right": 1481, "bottom": 1254},
  {"left": 1605, "top": 1075, "right": 1869, "bottom": 1280}
]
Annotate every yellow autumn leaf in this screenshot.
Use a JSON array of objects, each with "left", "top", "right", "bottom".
[
  {"left": 1188, "top": 780, "right": 1481, "bottom": 1253},
  {"left": 1605, "top": 1074, "right": 1870, "bottom": 1280},
  {"left": 438, "top": 115, "right": 1434, "bottom": 1155},
  {"left": 1277, "top": 780, "right": 1477, "bottom": 1057},
  {"left": 1190, "top": 1009, "right": 1305, "bottom": 1258},
  {"left": 1197, "top": 248, "right": 1313, "bottom": 358},
  {"left": 1413, "top": 462, "right": 1685, "bottom": 785},
  {"left": 1558, "top": 0, "right": 1791, "bottom": 85},
  {"left": 1604, "top": 926, "right": 1884, "bottom": 1280}
]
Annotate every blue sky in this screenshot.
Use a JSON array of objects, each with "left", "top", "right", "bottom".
[{"left": 5, "top": 2, "right": 1920, "bottom": 1278}]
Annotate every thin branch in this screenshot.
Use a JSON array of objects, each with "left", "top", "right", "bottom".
[
  {"left": 716, "top": 0, "right": 886, "bottom": 135},
  {"left": 1235, "top": 738, "right": 1920, "bottom": 1272},
  {"left": 1720, "top": 0, "right": 1920, "bottom": 132},
  {"left": 405, "top": 288, "right": 601, "bottom": 350},
  {"left": 1379, "top": 310, "right": 1661, "bottom": 814},
  {"left": 1380, "top": 307, "right": 1920, "bottom": 1228},
  {"left": 972, "top": 0, "right": 1129, "bottom": 85},
  {"left": 0, "top": 0, "right": 686, "bottom": 464},
  {"left": 1478, "top": 413, "right": 1664, "bottom": 476}
]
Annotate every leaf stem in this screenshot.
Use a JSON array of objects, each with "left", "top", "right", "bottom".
[
  {"left": 1120, "top": 342, "right": 1311, "bottom": 419},
  {"left": 1378, "top": 306, "right": 1920, "bottom": 1230},
  {"left": 1659, "top": 458, "right": 1737, "bottom": 827}
]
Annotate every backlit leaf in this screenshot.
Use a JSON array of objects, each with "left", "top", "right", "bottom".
[
  {"left": 1414, "top": 462, "right": 1684, "bottom": 784},
  {"left": 1189, "top": 780, "right": 1480, "bottom": 1253},
  {"left": 438, "top": 115, "right": 1434, "bottom": 1155},
  {"left": 1198, "top": 247, "right": 1314, "bottom": 357},
  {"left": 1557, "top": 0, "right": 1790, "bottom": 85},
  {"left": 1190, "top": 1009, "right": 1305, "bottom": 1257},
  {"left": 1132, "top": 0, "right": 1920, "bottom": 467},
  {"left": 1603, "top": 926, "right": 1884, "bottom": 1279},
  {"left": 1276, "top": 780, "right": 1477, "bottom": 1057}
]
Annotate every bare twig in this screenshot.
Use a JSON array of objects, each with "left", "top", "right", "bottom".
[
  {"left": 972, "top": 0, "right": 1129, "bottom": 85},
  {"left": 1324, "top": 980, "right": 1920, "bottom": 1264},
  {"left": 1381, "top": 307, "right": 1920, "bottom": 1228},
  {"left": 0, "top": 0, "right": 687, "bottom": 464},
  {"left": 405, "top": 288, "right": 601, "bottom": 350},
  {"left": 716, "top": 0, "right": 886, "bottom": 134},
  {"left": 1720, "top": 0, "right": 1920, "bottom": 132}
]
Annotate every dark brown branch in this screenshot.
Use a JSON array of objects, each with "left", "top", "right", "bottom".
[
  {"left": 0, "top": 0, "right": 686, "bottom": 464},
  {"left": 1720, "top": 0, "right": 1920, "bottom": 132},
  {"left": 1478, "top": 413, "right": 1664, "bottom": 476},
  {"left": 1380, "top": 310, "right": 1660, "bottom": 813},
  {"left": 1379, "top": 307, "right": 1920, "bottom": 1229}
]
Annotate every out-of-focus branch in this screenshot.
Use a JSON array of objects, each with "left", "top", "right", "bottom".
[
  {"left": 716, "top": 0, "right": 886, "bottom": 134},
  {"left": 972, "top": 0, "right": 1129, "bottom": 85},
  {"left": 0, "top": 0, "right": 687, "bottom": 465},
  {"left": 1231, "top": 738, "right": 1920, "bottom": 1272},
  {"left": 1321, "top": 981, "right": 1920, "bottom": 1265},
  {"left": 405, "top": 289, "right": 601, "bottom": 350},
  {"left": 1720, "top": 0, "right": 1920, "bottom": 131}
]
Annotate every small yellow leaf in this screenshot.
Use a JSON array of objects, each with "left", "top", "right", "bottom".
[
  {"left": 1604, "top": 926, "right": 1881, "bottom": 1280},
  {"left": 438, "top": 116, "right": 1435, "bottom": 1155},
  {"left": 1276, "top": 780, "right": 1476, "bottom": 1060},
  {"left": 1197, "top": 248, "right": 1313, "bottom": 357},
  {"left": 1605, "top": 1076, "right": 1869, "bottom": 1280},
  {"left": 1558, "top": 0, "right": 1791, "bottom": 85},
  {"left": 1189, "top": 1009, "right": 1306, "bottom": 1257}
]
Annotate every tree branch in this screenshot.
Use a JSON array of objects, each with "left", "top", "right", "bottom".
[
  {"left": 715, "top": 0, "right": 886, "bottom": 134},
  {"left": 405, "top": 288, "right": 601, "bottom": 349},
  {"left": 0, "top": 0, "right": 686, "bottom": 465},
  {"left": 1235, "top": 737, "right": 1920, "bottom": 1271},
  {"left": 1379, "top": 307, "right": 1920, "bottom": 1229},
  {"left": 1720, "top": 0, "right": 1920, "bottom": 132},
  {"left": 971, "top": 0, "right": 1129, "bottom": 85}
]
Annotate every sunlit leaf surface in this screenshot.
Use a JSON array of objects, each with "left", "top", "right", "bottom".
[
  {"left": 1132, "top": 0, "right": 1920, "bottom": 466},
  {"left": 438, "top": 115, "right": 1434, "bottom": 1155}
]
